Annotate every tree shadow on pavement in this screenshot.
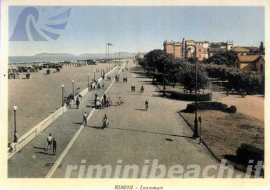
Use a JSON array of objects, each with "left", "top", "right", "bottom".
[
  {"left": 33, "top": 146, "right": 47, "bottom": 151},
  {"left": 72, "top": 122, "right": 82, "bottom": 125},
  {"left": 107, "top": 127, "right": 193, "bottom": 139},
  {"left": 135, "top": 108, "right": 146, "bottom": 111},
  {"left": 88, "top": 125, "right": 103, "bottom": 130},
  {"left": 35, "top": 151, "right": 55, "bottom": 156}
]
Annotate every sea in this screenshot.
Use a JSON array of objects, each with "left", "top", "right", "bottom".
[{"left": 8, "top": 55, "right": 109, "bottom": 64}]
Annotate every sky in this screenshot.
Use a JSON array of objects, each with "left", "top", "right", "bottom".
[{"left": 8, "top": 6, "right": 265, "bottom": 56}]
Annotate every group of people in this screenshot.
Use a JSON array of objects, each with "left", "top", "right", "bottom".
[
  {"left": 89, "top": 80, "right": 104, "bottom": 91},
  {"left": 123, "top": 77, "right": 128, "bottom": 83},
  {"left": 131, "top": 85, "right": 136, "bottom": 91},
  {"left": 65, "top": 93, "right": 82, "bottom": 109},
  {"left": 94, "top": 93, "right": 111, "bottom": 108}
]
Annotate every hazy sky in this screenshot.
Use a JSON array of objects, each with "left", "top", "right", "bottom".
[{"left": 9, "top": 6, "right": 264, "bottom": 56}]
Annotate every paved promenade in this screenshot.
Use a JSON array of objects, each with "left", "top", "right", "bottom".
[
  {"left": 8, "top": 62, "right": 244, "bottom": 178},
  {"left": 8, "top": 66, "right": 120, "bottom": 178}
]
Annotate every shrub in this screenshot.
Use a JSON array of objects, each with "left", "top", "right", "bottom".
[
  {"left": 171, "top": 92, "right": 212, "bottom": 101},
  {"left": 236, "top": 143, "right": 264, "bottom": 164},
  {"left": 185, "top": 101, "right": 236, "bottom": 113},
  {"left": 226, "top": 105, "right": 237, "bottom": 113}
]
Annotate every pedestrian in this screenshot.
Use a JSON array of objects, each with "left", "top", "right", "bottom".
[
  {"left": 145, "top": 100, "right": 149, "bottom": 111},
  {"left": 106, "top": 97, "right": 110, "bottom": 107},
  {"left": 47, "top": 134, "right": 53, "bottom": 150},
  {"left": 94, "top": 97, "right": 97, "bottom": 108},
  {"left": 66, "top": 97, "right": 71, "bottom": 109},
  {"left": 52, "top": 138, "right": 57, "bottom": 155},
  {"left": 103, "top": 94, "right": 107, "bottom": 107},
  {"left": 118, "top": 97, "right": 123, "bottom": 106},
  {"left": 83, "top": 112, "right": 88, "bottom": 125},
  {"left": 102, "top": 114, "right": 109, "bottom": 129},
  {"left": 14, "top": 131, "right": 19, "bottom": 143},
  {"left": 76, "top": 96, "right": 80, "bottom": 109}
]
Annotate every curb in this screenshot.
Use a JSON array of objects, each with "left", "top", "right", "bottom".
[{"left": 178, "top": 111, "right": 253, "bottom": 175}]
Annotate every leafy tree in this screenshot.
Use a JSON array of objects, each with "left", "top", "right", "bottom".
[
  {"left": 144, "top": 49, "right": 174, "bottom": 73},
  {"left": 178, "top": 63, "right": 209, "bottom": 94},
  {"left": 204, "top": 51, "right": 236, "bottom": 67}
]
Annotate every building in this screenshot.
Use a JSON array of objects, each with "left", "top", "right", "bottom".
[
  {"left": 235, "top": 55, "right": 265, "bottom": 73},
  {"left": 233, "top": 46, "right": 259, "bottom": 55},
  {"left": 233, "top": 47, "right": 250, "bottom": 55},
  {"left": 164, "top": 38, "right": 233, "bottom": 61},
  {"left": 163, "top": 40, "right": 182, "bottom": 58}
]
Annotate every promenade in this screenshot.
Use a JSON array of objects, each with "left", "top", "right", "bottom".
[
  {"left": 8, "top": 62, "right": 244, "bottom": 178},
  {"left": 8, "top": 66, "right": 121, "bottom": 178}
]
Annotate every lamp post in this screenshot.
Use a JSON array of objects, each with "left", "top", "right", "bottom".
[
  {"left": 13, "top": 106, "right": 17, "bottom": 142},
  {"left": 62, "top": 85, "right": 65, "bottom": 106},
  {"left": 72, "top": 80, "right": 75, "bottom": 95},
  {"left": 199, "top": 115, "right": 202, "bottom": 144},
  {"left": 106, "top": 43, "right": 108, "bottom": 59},
  {"left": 87, "top": 74, "right": 90, "bottom": 88},
  {"left": 163, "top": 63, "right": 166, "bottom": 96},
  {"left": 108, "top": 43, "right": 113, "bottom": 60},
  {"left": 193, "top": 48, "right": 199, "bottom": 138}
]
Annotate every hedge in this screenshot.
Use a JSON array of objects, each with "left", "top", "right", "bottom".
[
  {"left": 171, "top": 92, "right": 212, "bottom": 101},
  {"left": 185, "top": 101, "right": 237, "bottom": 113}
]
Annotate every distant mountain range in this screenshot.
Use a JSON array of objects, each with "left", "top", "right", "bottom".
[
  {"left": 34, "top": 52, "right": 146, "bottom": 59},
  {"left": 35, "top": 53, "right": 75, "bottom": 56}
]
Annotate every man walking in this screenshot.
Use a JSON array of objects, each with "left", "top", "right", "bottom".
[
  {"left": 47, "top": 134, "right": 53, "bottom": 150},
  {"left": 103, "top": 94, "right": 107, "bottom": 107},
  {"left": 145, "top": 100, "right": 149, "bottom": 111},
  {"left": 83, "top": 112, "right": 88, "bottom": 126},
  {"left": 52, "top": 138, "right": 57, "bottom": 155},
  {"left": 76, "top": 96, "right": 80, "bottom": 109}
]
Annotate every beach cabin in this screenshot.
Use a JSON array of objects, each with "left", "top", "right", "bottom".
[{"left": 8, "top": 73, "right": 21, "bottom": 79}]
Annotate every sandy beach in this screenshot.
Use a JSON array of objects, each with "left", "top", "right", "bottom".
[{"left": 8, "top": 62, "right": 116, "bottom": 143}]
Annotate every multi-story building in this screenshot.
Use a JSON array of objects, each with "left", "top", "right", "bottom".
[
  {"left": 163, "top": 40, "right": 182, "bottom": 58},
  {"left": 164, "top": 38, "right": 233, "bottom": 61}
]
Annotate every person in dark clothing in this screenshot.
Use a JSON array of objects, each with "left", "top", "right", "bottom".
[
  {"left": 145, "top": 100, "right": 149, "bottom": 111},
  {"left": 103, "top": 94, "right": 107, "bottom": 107},
  {"left": 52, "top": 138, "right": 57, "bottom": 155}
]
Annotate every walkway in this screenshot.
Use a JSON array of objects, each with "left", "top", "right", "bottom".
[{"left": 8, "top": 66, "right": 121, "bottom": 178}]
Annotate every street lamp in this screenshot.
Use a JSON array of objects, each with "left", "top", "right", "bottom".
[
  {"left": 62, "top": 85, "right": 65, "bottom": 106},
  {"left": 193, "top": 47, "right": 199, "bottom": 138},
  {"left": 72, "top": 80, "right": 75, "bottom": 95},
  {"left": 163, "top": 63, "right": 166, "bottom": 96},
  {"left": 199, "top": 115, "right": 202, "bottom": 144},
  {"left": 87, "top": 74, "right": 90, "bottom": 88},
  {"left": 13, "top": 106, "right": 17, "bottom": 142},
  {"left": 107, "top": 43, "right": 113, "bottom": 59}
]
